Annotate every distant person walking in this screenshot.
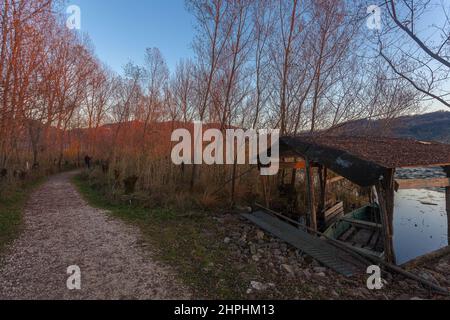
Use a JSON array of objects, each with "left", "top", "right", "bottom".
[{"left": 84, "top": 155, "right": 92, "bottom": 169}]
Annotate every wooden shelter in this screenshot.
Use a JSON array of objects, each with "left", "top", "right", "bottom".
[{"left": 271, "top": 135, "right": 450, "bottom": 263}]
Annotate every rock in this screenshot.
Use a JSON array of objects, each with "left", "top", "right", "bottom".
[
  {"left": 354, "top": 288, "right": 370, "bottom": 299},
  {"left": 224, "top": 237, "right": 231, "bottom": 244},
  {"left": 252, "top": 255, "right": 260, "bottom": 262},
  {"left": 331, "top": 290, "right": 339, "bottom": 298},
  {"left": 436, "top": 263, "right": 449, "bottom": 273},
  {"left": 250, "top": 244, "right": 257, "bottom": 255},
  {"left": 419, "top": 271, "right": 439, "bottom": 285},
  {"left": 238, "top": 239, "right": 247, "bottom": 247},
  {"left": 256, "top": 230, "right": 265, "bottom": 240},
  {"left": 313, "top": 267, "right": 327, "bottom": 274},
  {"left": 310, "top": 260, "right": 320, "bottom": 268},
  {"left": 236, "top": 205, "right": 252, "bottom": 213},
  {"left": 304, "top": 256, "right": 313, "bottom": 264},
  {"left": 395, "top": 294, "right": 411, "bottom": 300},
  {"left": 315, "top": 272, "right": 326, "bottom": 277},
  {"left": 302, "top": 269, "right": 312, "bottom": 278},
  {"left": 281, "top": 264, "right": 295, "bottom": 275},
  {"left": 250, "top": 281, "right": 266, "bottom": 291},
  {"left": 385, "top": 272, "right": 393, "bottom": 281}
]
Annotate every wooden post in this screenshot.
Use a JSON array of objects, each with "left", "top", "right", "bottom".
[
  {"left": 290, "top": 168, "right": 297, "bottom": 187},
  {"left": 446, "top": 187, "right": 450, "bottom": 242},
  {"left": 376, "top": 169, "right": 396, "bottom": 264},
  {"left": 444, "top": 166, "right": 450, "bottom": 241},
  {"left": 230, "top": 160, "right": 237, "bottom": 208},
  {"left": 261, "top": 175, "right": 270, "bottom": 208},
  {"left": 305, "top": 158, "right": 317, "bottom": 232},
  {"left": 290, "top": 167, "right": 297, "bottom": 211},
  {"left": 318, "top": 166, "right": 328, "bottom": 221}
]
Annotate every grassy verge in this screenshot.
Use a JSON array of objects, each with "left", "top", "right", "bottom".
[
  {"left": 72, "top": 173, "right": 255, "bottom": 299},
  {"left": 0, "top": 178, "right": 44, "bottom": 255}
]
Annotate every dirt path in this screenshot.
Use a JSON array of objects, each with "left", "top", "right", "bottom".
[{"left": 0, "top": 172, "right": 191, "bottom": 300}]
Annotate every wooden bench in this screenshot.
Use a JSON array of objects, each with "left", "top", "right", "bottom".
[{"left": 324, "top": 201, "right": 344, "bottom": 226}]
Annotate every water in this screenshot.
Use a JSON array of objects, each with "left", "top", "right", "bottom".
[{"left": 393, "top": 167, "right": 449, "bottom": 264}]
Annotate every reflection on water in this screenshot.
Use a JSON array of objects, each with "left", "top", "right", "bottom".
[
  {"left": 394, "top": 167, "right": 448, "bottom": 264},
  {"left": 394, "top": 189, "right": 448, "bottom": 264}
]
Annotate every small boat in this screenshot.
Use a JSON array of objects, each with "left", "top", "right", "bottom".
[{"left": 323, "top": 203, "right": 385, "bottom": 258}]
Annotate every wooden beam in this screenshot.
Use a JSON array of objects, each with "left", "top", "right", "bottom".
[
  {"left": 305, "top": 158, "right": 317, "bottom": 232},
  {"left": 324, "top": 201, "right": 344, "bottom": 225},
  {"left": 444, "top": 166, "right": 450, "bottom": 242},
  {"left": 399, "top": 163, "right": 450, "bottom": 169},
  {"left": 446, "top": 187, "right": 450, "bottom": 215},
  {"left": 279, "top": 161, "right": 306, "bottom": 170},
  {"left": 375, "top": 169, "right": 396, "bottom": 264},
  {"left": 340, "top": 217, "right": 382, "bottom": 230},
  {"left": 396, "top": 178, "right": 450, "bottom": 190},
  {"left": 260, "top": 175, "right": 269, "bottom": 208},
  {"left": 327, "top": 176, "right": 345, "bottom": 185},
  {"left": 318, "top": 166, "right": 328, "bottom": 218}
]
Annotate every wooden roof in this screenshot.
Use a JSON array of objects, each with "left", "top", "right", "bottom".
[{"left": 279, "top": 135, "right": 450, "bottom": 187}]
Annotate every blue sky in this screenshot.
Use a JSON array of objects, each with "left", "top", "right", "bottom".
[
  {"left": 69, "top": 0, "right": 195, "bottom": 74},
  {"left": 64, "top": 1, "right": 446, "bottom": 112}
]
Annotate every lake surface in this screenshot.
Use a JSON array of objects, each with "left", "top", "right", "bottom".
[{"left": 393, "top": 168, "right": 449, "bottom": 264}]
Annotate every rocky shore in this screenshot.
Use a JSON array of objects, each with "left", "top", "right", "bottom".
[{"left": 214, "top": 213, "right": 450, "bottom": 300}]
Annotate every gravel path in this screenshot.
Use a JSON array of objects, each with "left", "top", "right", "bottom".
[{"left": 0, "top": 172, "right": 191, "bottom": 300}]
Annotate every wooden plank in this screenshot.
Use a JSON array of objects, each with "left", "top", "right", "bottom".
[
  {"left": 340, "top": 226, "right": 356, "bottom": 242},
  {"left": 368, "top": 230, "right": 381, "bottom": 249},
  {"left": 326, "top": 211, "right": 344, "bottom": 225},
  {"left": 327, "top": 176, "right": 345, "bottom": 185},
  {"left": 325, "top": 202, "right": 344, "bottom": 217},
  {"left": 324, "top": 202, "right": 344, "bottom": 225},
  {"left": 396, "top": 178, "right": 450, "bottom": 190},
  {"left": 242, "top": 211, "right": 358, "bottom": 276},
  {"left": 340, "top": 217, "right": 382, "bottom": 230},
  {"left": 339, "top": 242, "right": 384, "bottom": 259}
]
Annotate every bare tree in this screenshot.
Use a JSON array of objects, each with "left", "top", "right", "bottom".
[
  {"left": 379, "top": 0, "right": 450, "bottom": 108},
  {"left": 171, "top": 59, "right": 195, "bottom": 123}
]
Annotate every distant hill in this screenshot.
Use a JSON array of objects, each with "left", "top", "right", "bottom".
[{"left": 333, "top": 111, "right": 450, "bottom": 144}]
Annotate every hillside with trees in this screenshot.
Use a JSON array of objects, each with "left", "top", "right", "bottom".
[{"left": 332, "top": 111, "right": 450, "bottom": 143}]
